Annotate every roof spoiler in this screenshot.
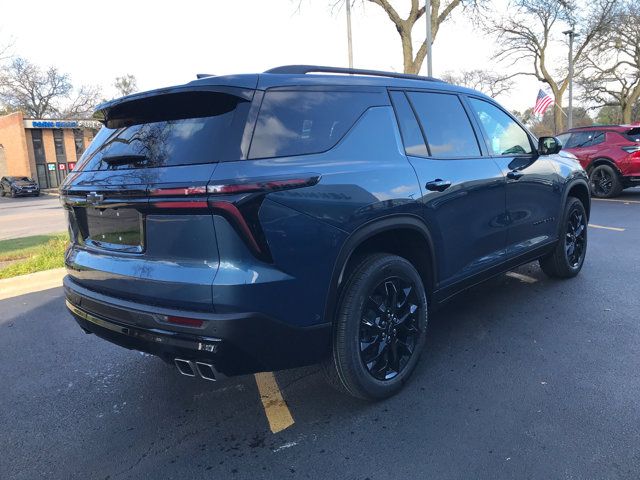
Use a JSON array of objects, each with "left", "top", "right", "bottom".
[{"left": 94, "top": 85, "right": 254, "bottom": 128}]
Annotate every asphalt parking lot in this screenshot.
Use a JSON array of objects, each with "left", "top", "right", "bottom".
[
  {"left": 0, "top": 194, "right": 66, "bottom": 240},
  {"left": 1, "top": 189, "right": 639, "bottom": 480}
]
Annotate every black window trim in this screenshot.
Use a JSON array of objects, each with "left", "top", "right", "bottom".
[
  {"left": 463, "top": 94, "right": 537, "bottom": 158},
  {"left": 389, "top": 88, "right": 486, "bottom": 160},
  {"left": 387, "top": 89, "right": 430, "bottom": 157}
]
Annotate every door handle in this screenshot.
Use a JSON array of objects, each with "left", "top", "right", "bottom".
[
  {"left": 425, "top": 179, "right": 452, "bottom": 192},
  {"left": 507, "top": 170, "right": 525, "bottom": 180}
]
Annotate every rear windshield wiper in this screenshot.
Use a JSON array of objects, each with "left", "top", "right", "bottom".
[{"left": 101, "top": 154, "right": 148, "bottom": 166}]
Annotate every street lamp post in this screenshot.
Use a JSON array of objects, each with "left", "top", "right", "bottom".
[
  {"left": 346, "top": 0, "right": 353, "bottom": 68},
  {"left": 563, "top": 29, "right": 577, "bottom": 130},
  {"left": 425, "top": 0, "right": 432, "bottom": 76}
]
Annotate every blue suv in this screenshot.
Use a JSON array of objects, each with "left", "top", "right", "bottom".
[{"left": 62, "top": 66, "right": 590, "bottom": 399}]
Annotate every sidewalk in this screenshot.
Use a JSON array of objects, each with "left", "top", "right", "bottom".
[{"left": 0, "top": 268, "right": 66, "bottom": 300}]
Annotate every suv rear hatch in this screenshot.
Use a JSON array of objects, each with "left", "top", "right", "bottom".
[{"left": 61, "top": 84, "right": 255, "bottom": 311}]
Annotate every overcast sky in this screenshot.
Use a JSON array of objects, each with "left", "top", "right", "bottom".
[{"left": 0, "top": 0, "right": 570, "bottom": 112}]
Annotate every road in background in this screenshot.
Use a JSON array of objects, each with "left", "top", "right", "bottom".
[
  {"left": 1, "top": 189, "right": 639, "bottom": 479},
  {"left": 0, "top": 194, "right": 66, "bottom": 240}
]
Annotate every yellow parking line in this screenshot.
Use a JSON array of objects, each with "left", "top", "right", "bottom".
[
  {"left": 592, "top": 198, "right": 640, "bottom": 205},
  {"left": 588, "top": 224, "right": 625, "bottom": 232},
  {"left": 254, "top": 372, "right": 294, "bottom": 434},
  {"left": 505, "top": 271, "right": 537, "bottom": 284}
]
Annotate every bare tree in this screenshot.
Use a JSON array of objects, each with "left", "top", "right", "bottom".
[
  {"left": 0, "top": 57, "right": 101, "bottom": 118},
  {"left": 485, "top": 0, "right": 617, "bottom": 133},
  {"left": 579, "top": 1, "right": 640, "bottom": 124},
  {"left": 515, "top": 105, "right": 593, "bottom": 136},
  {"left": 325, "top": 1, "right": 482, "bottom": 74},
  {"left": 595, "top": 102, "right": 639, "bottom": 124},
  {"left": 61, "top": 85, "right": 103, "bottom": 119},
  {"left": 441, "top": 69, "right": 514, "bottom": 97},
  {"left": 114, "top": 74, "right": 138, "bottom": 97},
  {"left": 0, "top": 29, "right": 13, "bottom": 63}
]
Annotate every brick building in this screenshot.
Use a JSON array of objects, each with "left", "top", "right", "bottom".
[{"left": 0, "top": 111, "right": 100, "bottom": 189}]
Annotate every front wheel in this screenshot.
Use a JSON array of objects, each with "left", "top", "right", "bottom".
[
  {"left": 540, "top": 197, "right": 588, "bottom": 278},
  {"left": 323, "top": 254, "right": 428, "bottom": 400}
]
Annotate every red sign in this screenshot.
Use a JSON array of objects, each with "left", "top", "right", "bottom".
[
  {"left": 58, "top": 163, "right": 66, "bottom": 170},
  {"left": 68, "top": 162, "right": 76, "bottom": 171}
]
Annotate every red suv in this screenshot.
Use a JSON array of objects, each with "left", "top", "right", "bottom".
[{"left": 558, "top": 124, "right": 640, "bottom": 197}]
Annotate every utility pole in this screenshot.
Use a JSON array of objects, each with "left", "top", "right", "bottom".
[
  {"left": 425, "top": 0, "right": 432, "bottom": 76},
  {"left": 563, "top": 28, "right": 577, "bottom": 130},
  {"left": 346, "top": 0, "right": 353, "bottom": 68}
]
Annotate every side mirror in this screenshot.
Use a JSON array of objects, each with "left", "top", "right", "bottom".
[{"left": 538, "top": 136, "right": 562, "bottom": 155}]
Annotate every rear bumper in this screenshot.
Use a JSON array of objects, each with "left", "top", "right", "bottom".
[
  {"left": 64, "top": 276, "right": 331, "bottom": 376},
  {"left": 11, "top": 188, "right": 39, "bottom": 196}
]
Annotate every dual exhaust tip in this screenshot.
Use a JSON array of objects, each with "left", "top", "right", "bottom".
[{"left": 174, "top": 358, "right": 219, "bottom": 381}]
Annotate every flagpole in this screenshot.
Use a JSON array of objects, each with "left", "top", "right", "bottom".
[{"left": 555, "top": 103, "right": 568, "bottom": 118}]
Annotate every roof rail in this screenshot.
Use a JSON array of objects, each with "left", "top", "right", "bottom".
[
  {"left": 196, "top": 73, "right": 215, "bottom": 79},
  {"left": 264, "top": 65, "right": 443, "bottom": 83}
]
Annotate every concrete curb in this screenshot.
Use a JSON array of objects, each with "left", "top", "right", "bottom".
[{"left": 0, "top": 268, "right": 66, "bottom": 301}]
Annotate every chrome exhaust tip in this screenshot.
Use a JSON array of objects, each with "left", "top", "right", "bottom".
[
  {"left": 174, "top": 358, "right": 196, "bottom": 377},
  {"left": 195, "top": 362, "right": 217, "bottom": 381}
]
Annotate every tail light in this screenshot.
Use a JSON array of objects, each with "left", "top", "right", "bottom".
[{"left": 147, "top": 175, "right": 321, "bottom": 261}]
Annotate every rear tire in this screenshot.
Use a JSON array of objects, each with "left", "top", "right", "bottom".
[
  {"left": 540, "top": 197, "right": 588, "bottom": 279},
  {"left": 589, "top": 164, "right": 623, "bottom": 198},
  {"left": 323, "top": 253, "right": 428, "bottom": 400}
]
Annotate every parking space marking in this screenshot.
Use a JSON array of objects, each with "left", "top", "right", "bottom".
[
  {"left": 592, "top": 198, "right": 640, "bottom": 205},
  {"left": 254, "top": 372, "right": 294, "bottom": 434},
  {"left": 588, "top": 224, "right": 626, "bottom": 232},
  {"left": 505, "top": 271, "right": 538, "bottom": 284}
]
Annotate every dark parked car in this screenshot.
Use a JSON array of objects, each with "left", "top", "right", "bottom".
[
  {"left": 557, "top": 124, "right": 640, "bottom": 198},
  {"left": 0, "top": 176, "right": 40, "bottom": 197},
  {"left": 62, "top": 66, "right": 590, "bottom": 399}
]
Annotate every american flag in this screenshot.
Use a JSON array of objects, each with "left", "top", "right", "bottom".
[{"left": 533, "top": 89, "right": 554, "bottom": 115}]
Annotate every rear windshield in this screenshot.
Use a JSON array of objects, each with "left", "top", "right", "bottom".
[
  {"left": 248, "top": 89, "right": 385, "bottom": 159},
  {"left": 625, "top": 127, "right": 640, "bottom": 142},
  {"left": 75, "top": 91, "right": 250, "bottom": 171}
]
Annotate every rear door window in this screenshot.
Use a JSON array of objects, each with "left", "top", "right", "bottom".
[
  {"left": 406, "top": 92, "right": 481, "bottom": 158},
  {"left": 75, "top": 91, "right": 250, "bottom": 171},
  {"left": 389, "top": 90, "right": 429, "bottom": 157},
  {"left": 249, "top": 89, "right": 385, "bottom": 159},
  {"left": 590, "top": 132, "right": 605, "bottom": 146}
]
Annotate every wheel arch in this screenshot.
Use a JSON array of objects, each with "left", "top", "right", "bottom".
[
  {"left": 587, "top": 157, "right": 623, "bottom": 176},
  {"left": 565, "top": 178, "right": 591, "bottom": 219},
  {"left": 323, "top": 215, "right": 438, "bottom": 325}
]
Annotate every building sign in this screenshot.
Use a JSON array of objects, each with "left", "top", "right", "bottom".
[
  {"left": 23, "top": 119, "right": 102, "bottom": 130},
  {"left": 58, "top": 163, "right": 67, "bottom": 170},
  {"left": 68, "top": 162, "right": 76, "bottom": 171},
  {"left": 47, "top": 163, "right": 56, "bottom": 171}
]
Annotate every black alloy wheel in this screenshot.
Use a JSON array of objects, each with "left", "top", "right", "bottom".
[
  {"left": 539, "top": 196, "right": 588, "bottom": 279},
  {"left": 565, "top": 208, "right": 586, "bottom": 268},
  {"left": 590, "top": 164, "right": 622, "bottom": 198},
  {"left": 360, "top": 277, "right": 420, "bottom": 381},
  {"left": 323, "top": 253, "right": 428, "bottom": 400}
]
